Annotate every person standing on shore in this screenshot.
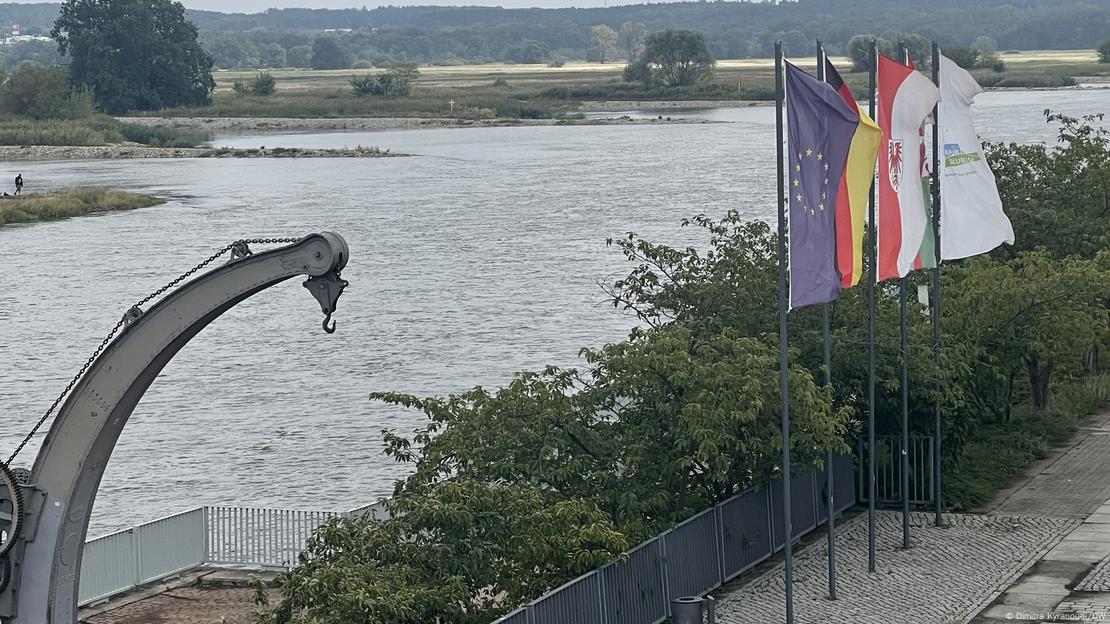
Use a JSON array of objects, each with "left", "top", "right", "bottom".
[{"left": 14, "top": 174, "right": 22, "bottom": 195}]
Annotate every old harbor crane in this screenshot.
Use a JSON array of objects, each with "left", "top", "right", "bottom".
[{"left": 0, "top": 232, "right": 349, "bottom": 623}]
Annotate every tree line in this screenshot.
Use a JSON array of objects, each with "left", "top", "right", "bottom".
[{"left": 1, "top": 0, "right": 1108, "bottom": 69}]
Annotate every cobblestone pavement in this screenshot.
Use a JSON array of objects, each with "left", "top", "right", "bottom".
[
  {"left": 971, "top": 413, "right": 1110, "bottom": 624},
  {"left": 1075, "top": 556, "right": 1110, "bottom": 592},
  {"left": 714, "top": 511, "right": 1076, "bottom": 624},
  {"left": 1053, "top": 595, "right": 1110, "bottom": 622},
  {"left": 81, "top": 587, "right": 275, "bottom": 624},
  {"left": 985, "top": 415, "right": 1110, "bottom": 519}
]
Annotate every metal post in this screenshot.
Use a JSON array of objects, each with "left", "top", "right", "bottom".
[
  {"left": 866, "top": 37, "right": 878, "bottom": 575},
  {"left": 817, "top": 37, "right": 838, "bottom": 601},
  {"left": 900, "top": 278, "right": 910, "bottom": 548},
  {"left": 773, "top": 41, "right": 795, "bottom": 624},
  {"left": 930, "top": 41, "right": 944, "bottom": 528},
  {"left": 899, "top": 43, "right": 912, "bottom": 551}
]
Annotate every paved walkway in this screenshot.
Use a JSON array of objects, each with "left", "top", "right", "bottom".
[
  {"left": 714, "top": 512, "right": 1076, "bottom": 624},
  {"left": 716, "top": 410, "right": 1110, "bottom": 624},
  {"left": 971, "top": 413, "right": 1110, "bottom": 623}
]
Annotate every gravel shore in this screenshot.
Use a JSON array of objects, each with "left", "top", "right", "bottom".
[
  {"left": 122, "top": 115, "right": 714, "bottom": 132},
  {"left": 0, "top": 144, "right": 404, "bottom": 161}
]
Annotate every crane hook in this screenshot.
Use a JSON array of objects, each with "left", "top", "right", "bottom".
[{"left": 303, "top": 271, "right": 348, "bottom": 335}]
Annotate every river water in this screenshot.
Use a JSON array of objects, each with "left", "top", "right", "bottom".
[{"left": 0, "top": 89, "right": 1107, "bottom": 536}]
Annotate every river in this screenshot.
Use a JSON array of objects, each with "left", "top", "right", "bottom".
[{"left": 0, "top": 89, "right": 1107, "bottom": 536}]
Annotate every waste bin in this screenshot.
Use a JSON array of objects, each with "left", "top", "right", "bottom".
[{"left": 671, "top": 595, "right": 716, "bottom": 624}]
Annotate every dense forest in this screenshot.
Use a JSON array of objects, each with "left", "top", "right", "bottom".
[{"left": 0, "top": 0, "right": 1107, "bottom": 68}]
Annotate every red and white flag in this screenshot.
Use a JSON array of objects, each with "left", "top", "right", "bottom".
[{"left": 877, "top": 55, "right": 940, "bottom": 281}]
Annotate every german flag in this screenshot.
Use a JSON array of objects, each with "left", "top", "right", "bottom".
[{"left": 825, "top": 58, "right": 882, "bottom": 288}]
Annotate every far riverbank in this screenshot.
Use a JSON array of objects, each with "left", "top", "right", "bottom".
[
  {"left": 122, "top": 115, "right": 717, "bottom": 133},
  {"left": 0, "top": 144, "right": 404, "bottom": 161}
]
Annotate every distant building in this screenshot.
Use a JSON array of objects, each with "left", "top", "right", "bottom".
[{"left": 2, "top": 24, "right": 51, "bottom": 46}]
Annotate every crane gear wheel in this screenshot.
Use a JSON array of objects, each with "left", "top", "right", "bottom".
[{"left": 0, "top": 461, "right": 24, "bottom": 557}]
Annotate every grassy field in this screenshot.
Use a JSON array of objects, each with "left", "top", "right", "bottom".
[
  {"left": 0, "top": 116, "right": 200, "bottom": 147},
  {"left": 0, "top": 188, "right": 165, "bottom": 226},
  {"left": 145, "top": 50, "right": 1108, "bottom": 120}
]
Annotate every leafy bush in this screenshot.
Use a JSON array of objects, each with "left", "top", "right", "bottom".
[
  {"left": 1099, "top": 39, "right": 1110, "bottom": 63},
  {"left": 942, "top": 45, "right": 980, "bottom": 69},
  {"left": 992, "top": 74, "right": 1076, "bottom": 88},
  {"left": 0, "top": 64, "right": 94, "bottom": 120},
  {"left": 249, "top": 72, "right": 277, "bottom": 96},
  {"left": 231, "top": 80, "right": 249, "bottom": 97},
  {"left": 349, "top": 66, "right": 419, "bottom": 98},
  {"left": 978, "top": 50, "right": 1005, "bottom": 72},
  {"left": 492, "top": 75, "right": 509, "bottom": 87}
]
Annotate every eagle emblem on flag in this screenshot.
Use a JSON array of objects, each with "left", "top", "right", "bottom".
[{"left": 888, "top": 139, "right": 904, "bottom": 192}]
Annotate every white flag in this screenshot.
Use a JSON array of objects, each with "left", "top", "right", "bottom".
[{"left": 939, "top": 55, "right": 1014, "bottom": 260}]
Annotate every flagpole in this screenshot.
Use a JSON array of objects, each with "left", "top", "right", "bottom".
[
  {"left": 817, "top": 37, "right": 838, "bottom": 602},
  {"left": 930, "top": 40, "right": 944, "bottom": 528},
  {"left": 899, "top": 44, "right": 912, "bottom": 551},
  {"left": 866, "top": 37, "right": 878, "bottom": 575},
  {"left": 774, "top": 40, "right": 795, "bottom": 624},
  {"left": 899, "top": 277, "right": 911, "bottom": 549}
]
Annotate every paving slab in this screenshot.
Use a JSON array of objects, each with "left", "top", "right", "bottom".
[{"left": 715, "top": 511, "right": 1074, "bottom": 624}]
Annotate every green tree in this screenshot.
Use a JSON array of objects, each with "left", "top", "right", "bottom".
[
  {"left": 310, "top": 36, "right": 350, "bottom": 70},
  {"left": 0, "top": 63, "right": 94, "bottom": 120},
  {"left": 349, "top": 66, "right": 418, "bottom": 98},
  {"left": 619, "top": 21, "right": 646, "bottom": 60},
  {"left": 249, "top": 71, "right": 277, "bottom": 96},
  {"left": 846, "top": 35, "right": 894, "bottom": 72},
  {"left": 944, "top": 251, "right": 1110, "bottom": 410},
  {"left": 986, "top": 113, "right": 1110, "bottom": 259},
  {"left": 506, "top": 40, "right": 549, "bottom": 64},
  {"left": 1099, "top": 39, "right": 1110, "bottom": 63},
  {"left": 590, "top": 24, "right": 618, "bottom": 63},
  {"left": 895, "top": 33, "right": 931, "bottom": 67},
  {"left": 287, "top": 44, "right": 312, "bottom": 68},
  {"left": 259, "top": 43, "right": 287, "bottom": 68},
  {"left": 208, "top": 35, "right": 258, "bottom": 69},
  {"left": 259, "top": 480, "right": 627, "bottom": 624},
  {"left": 942, "top": 45, "right": 980, "bottom": 69},
  {"left": 628, "top": 29, "right": 714, "bottom": 88},
  {"left": 52, "top": 0, "right": 215, "bottom": 113}
]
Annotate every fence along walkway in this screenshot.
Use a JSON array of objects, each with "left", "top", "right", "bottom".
[
  {"left": 78, "top": 502, "right": 388, "bottom": 607},
  {"left": 494, "top": 454, "right": 856, "bottom": 624}
]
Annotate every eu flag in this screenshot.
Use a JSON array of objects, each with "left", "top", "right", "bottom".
[{"left": 785, "top": 62, "right": 859, "bottom": 309}]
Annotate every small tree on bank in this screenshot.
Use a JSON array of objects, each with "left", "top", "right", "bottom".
[
  {"left": 311, "top": 36, "right": 351, "bottom": 70},
  {"left": 619, "top": 21, "right": 646, "bottom": 60},
  {"left": 624, "top": 29, "right": 714, "bottom": 88},
  {"left": 350, "top": 66, "right": 418, "bottom": 98},
  {"left": 1099, "top": 39, "right": 1110, "bottom": 63},
  {"left": 52, "top": 0, "right": 215, "bottom": 113},
  {"left": 590, "top": 24, "right": 618, "bottom": 63}
]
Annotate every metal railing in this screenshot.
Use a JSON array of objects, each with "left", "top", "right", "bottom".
[
  {"left": 857, "top": 435, "right": 935, "bottom": 506},
  {"left": 78, "top": 502, "right": 380, "bottom": 607},
  {"left": 493, "top": 453, "right": 857, "bottom": 624}
]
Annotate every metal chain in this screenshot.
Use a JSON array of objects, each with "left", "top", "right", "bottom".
[{"left": 6, "top": 237, "right": 302, "bottom": 465}]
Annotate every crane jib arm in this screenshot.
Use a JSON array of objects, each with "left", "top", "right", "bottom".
[{"left": 0, "top": 232, "right": 349, "bottom": 623}]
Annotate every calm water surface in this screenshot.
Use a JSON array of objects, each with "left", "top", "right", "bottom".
[{"left": 0, "top": 89, "right": 1106, "bottom": 535}]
